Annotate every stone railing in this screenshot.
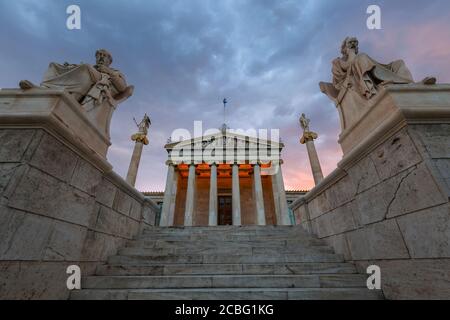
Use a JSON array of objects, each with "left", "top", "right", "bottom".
[
  {"left": 291, "top": 84, "right": 450, "bottom": 300},
  {"left": 0, "top": 89, "right": 158, "bottom": 299}
]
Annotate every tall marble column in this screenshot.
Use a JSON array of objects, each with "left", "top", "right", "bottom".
[
  {"left": 300, "top": 113, "right": 324, "bottom": 185},
  {"left": 160, "top": 163, "right": 176, "bottom": 227},
  {"left": 208, "top": 163, "right": 218, "bottom": 226},
  {"left": 126, "top": 114, "right": 151, "bottom": 187},
  {"left": 184, "top": 163, "right": 196, "bottom": 226},
  {"left": 232, "top": 163, "right": 241, "bottom": 226},
  {"left": 126, "top": 142, "right": 144, "bottom": 187},
  {"left": 253, "top": 163, "right": 266, "bottom": 225}
]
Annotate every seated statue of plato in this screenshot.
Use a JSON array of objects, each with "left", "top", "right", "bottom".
[{"left": 19, "top": 49, "right": 134, "bottom": 139}]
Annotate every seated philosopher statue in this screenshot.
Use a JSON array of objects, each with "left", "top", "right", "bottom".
[
  {"left": 19, "top": 49, "right": 134, "bottom": 139},
  {"left": 319, "top": 37, "right": 436, "bottom": 104}
]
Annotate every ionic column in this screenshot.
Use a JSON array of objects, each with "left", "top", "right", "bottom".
[
  {"left": 271, "top": 175, "right": 281, "bottom": 225},
  {"left": 275, "top": 163, "right": 291, "bottom": 225},
  {"left": 232, "top": 163, "right": 241, "bottom": 226},
  {"left": 168, "top": 166, "right": 178, "bottom": 226},
  {"left": 300, "top": 113, "right": 324, "bottom": 185},
  {"left": 253, "top": 163, "right": 266, "bottom": 226},
  {"left": 160, "top": 163, "right": 176, "bottom": 226},
  {"left": 184, "top": 163, "right": 196, "bottom": 226},
  {"left": 208, "top": 163, "right": 218, "bottom": 226},
  {"left": 126, "top": 114, "right": 151, "bottom": 187}
]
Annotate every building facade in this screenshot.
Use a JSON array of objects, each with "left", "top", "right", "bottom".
[{"left": 157, "top": 128, "right": 295, "bottom": 227}]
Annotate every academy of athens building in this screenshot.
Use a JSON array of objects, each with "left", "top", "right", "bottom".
[{"left": 157, "top": 126, "right": 296, "bottom": 227}]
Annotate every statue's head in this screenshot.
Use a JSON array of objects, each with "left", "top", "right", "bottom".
[
  {"left": 341, "top": 37, "right": 359, "bottom": 58},
  {"left": 95, "top": 49, "right": 113, "bottom": 66},
  {"left": 143, "top": 113, "right": 151, "bottom": 128}
]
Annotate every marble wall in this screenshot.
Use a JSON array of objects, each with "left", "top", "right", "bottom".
[
  {"left": 0, "top": 128, "right": 158, "bottom": 299},
  {"left": 291, "top": 86, "right": 450, "bottom": 299}
]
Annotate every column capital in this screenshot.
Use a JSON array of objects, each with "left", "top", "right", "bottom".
[
  {"left": 271, "top": 159, "right": 284, "bottom": 166},
  {"left": 131, "top": 133, "right": 149, "bottom": 145},
  {"left": 300, "top": 131, "right": 318, "bottom": 144},
  {"left": 181, "top": 161, "right": 198, "bottom": 167}
]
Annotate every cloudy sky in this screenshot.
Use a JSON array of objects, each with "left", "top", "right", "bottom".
[{"left": 1, "top": 0, "right": 450, "bottom": 191}]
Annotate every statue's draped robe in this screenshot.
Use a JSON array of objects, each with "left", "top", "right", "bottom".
[
  {"left": 40, "top": 63, "right": 132, "bottom": 139},
  {"left": 41, "top": 63, "right": 124, "bottom": 107},
  {"left": 332, "top": 53, "right": 414, "bottom": 99}
]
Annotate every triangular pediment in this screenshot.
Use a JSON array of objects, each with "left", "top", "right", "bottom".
[
  {"left": 165, "top": 130, "right": 284, "bottom": 150},
  {"left": 164, "top": 128, "right": 284, "bottom": 165}
]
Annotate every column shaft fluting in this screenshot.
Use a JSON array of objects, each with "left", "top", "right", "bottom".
[
  {"left": 306, "top": 140, "right": 324, "bottom": 185},
  {"left": 126, "top": 142, "right": 144, "bottom": 187},
  {"left": 208, "top": 164, "right": 218, "bottom": 226},
  {"left": 253, "top": 164, "right": 266, "bottom": 226},
  {"left": 232, "top": 164, "right": 241, "bottom": 226},
  {"left": 184, "top": 164, "right": 196, "bottom": 226},
  {"left": 160, "top": 164, "right": 175, "bottom": 227},
  {"left": 275, "top": 164, "right": 291, "bottom": 225}
]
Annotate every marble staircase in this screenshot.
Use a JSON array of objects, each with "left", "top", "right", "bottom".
[{"left": 70, "top": 226, "right": 384, "bottom": 300}]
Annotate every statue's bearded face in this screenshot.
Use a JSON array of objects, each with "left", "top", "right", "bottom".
[
  {"left": 345, "top": 38, "right": 359, "bottom": 53},
  {"left": 96, "top": 50, "right": 112, "bottom": 66}
]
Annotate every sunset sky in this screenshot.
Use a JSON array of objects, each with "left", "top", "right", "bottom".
[{"left": 1, "top": 0, "right": 450, "bottom": 191}]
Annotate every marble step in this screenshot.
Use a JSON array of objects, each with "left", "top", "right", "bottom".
[
  {"left": 82, "top": 274, "right": 368, "bottom": 290},
  {"left": 117, "top": 246, "right": 334, "bottom": 256},
  {"left": 141, "top": 227, "right": 310, "bottom": 236},
  {"left": 137, "top": 233, "right": 317, "bottom": 241},
  {"left": 141, "top": 230, "right": 310, "bottom": 237},
  {"left": 96, "top": 262, "right": 358, "bottom": 276},
  {"left": 143, "top": 226, "right": 302, "bottom": 233},
  {"left": 127, "top": 239, "right": 327, "bottom": 249},
  {"left": 71, "top": 287, "right": 383, "bottom": 300},
  {"left": 108, "top": 252, "right": 345, "bottom": 265},
  {"left": 142, "top": 227, "right": 309, "bottom": 234}
]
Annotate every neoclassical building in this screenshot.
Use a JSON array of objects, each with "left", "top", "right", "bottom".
[{"left": 158, "top": 127, "right": 293, "bottom": 227}]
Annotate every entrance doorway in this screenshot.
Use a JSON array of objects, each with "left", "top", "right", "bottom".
[{"left": 218, "top": 196, "right": 232, "bottom": 225}]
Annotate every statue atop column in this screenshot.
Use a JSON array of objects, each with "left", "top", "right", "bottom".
[
  {"left": 131, "top": 113, "right": 151, "bottom": 145},
  {"left": 126, "top": 114, "right": 151, "bottom": 187},
  {"left": 319, "top": 37, "right": 436, "bottom": 104},
  {"left": 299, "top": 113, "right": 310, "bottom": 132},
  {"left": 298, "top": 113, "right": 323, "bottom": 185},
  {"left": 299, "top": 113, "right": 318, "bottom": 144},
  {"left": 19, "top": 49, "right": 134, "bottom": 139}
]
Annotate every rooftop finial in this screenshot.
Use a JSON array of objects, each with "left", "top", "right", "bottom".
[
  {"left": 223, "top": 98, "right": 228, "bottom": 125},
  {"left": 221, "top": 97, "right": 229, "bottom": 133}
]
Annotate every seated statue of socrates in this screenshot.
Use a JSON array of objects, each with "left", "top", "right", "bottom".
[{"left": 19, "top": 49, "right": 134, "bottom": 138}]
